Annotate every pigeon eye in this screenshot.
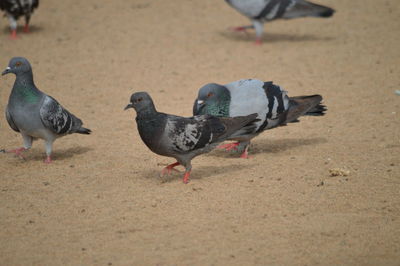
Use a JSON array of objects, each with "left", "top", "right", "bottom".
[
  {"left": 207, "top": 92, "right": 214, "bottom": 98},
  {"left": 15, "top": 61, "right": 22, "bottom": 67},
  {"left": 137, "top": 97, "right": 143, "bottom": 102}
]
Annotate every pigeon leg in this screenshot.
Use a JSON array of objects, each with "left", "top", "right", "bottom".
[
  {"left": 44, "top": 139, "right": 54, "bottom": 164},
  {"left": 161, "top": 162, "right": 181, "bottom": 176},
  {"left": 239, "top": 145, "right": 250, "bottom": 159},
  {"left": 6, "top": 147, "right": 27, "bottom": 159},
  {"left": 4, "top": 134, "right": 32, "bottom": 160},
  {"left": 10, "top": 30, "right": 17, "bottom": 39},
  {"left": 7, "top": 14, "right": 18, "bottom": 39},
  {"left": 44, "top": 156, "right": 52, "bottom": 164},
  {"left": 217, "top": 142, "right": 240, "bottom": 151},
  {"left": 24, "top": 15, "right": 31, "bottom": 33},
  {"left": 252, "top": 20, "right": 264, "bottom": 45},
  {"left": 183, "top": 171, "right": 191, "bottom": 184},
  {"left": 231, "top": 25, "right": 254, "bottom": 33},
  {"left": 182, "top": 164, "right": 192, "bottom": 184}
]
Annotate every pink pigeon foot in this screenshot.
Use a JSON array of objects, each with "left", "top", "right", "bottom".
[
  {"left": 239, "top": 149, "right": 250, "bottom": 159},
  {"left": 217, "top": 142, "right": 240, "bottom": 151},
  {"left": 23, "top": 24, "right": 29, "bottom": 33},
  {"left": 183, "top": 171, "right": 191, "bottom": 184},
  {"left": 44, "top": 156, "right": 52, "bottom": 164},
  {"left": 161, "top": 162, "right": 181, "bottom": 176},
  {"left": 10, "top": 30, "right": 17, "bottom": 39},
  {"left": 232, "top": 26, "right": 248, "bottom": 32},
  {"left": 7, "top": 147, "right": 26, "bottom": 159},
  {"left": 254, "top": 38, "right": 262, "bottom": 45}
]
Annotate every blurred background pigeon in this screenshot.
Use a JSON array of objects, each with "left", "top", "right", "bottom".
[
  {"left": 193, "top": 79, "right": 326, "bottom": 158},
  {"left": 0, "top": 0, "right": 39, "bottom": 39},
  {"left": 225, "top": 0, "right": 335, "bottom": 44},
  {"left": 125, "top": 92, "right": 258, "bottom": 183},
  {"left": 2, "top": 57, "right": 91, "bottom": 163}
]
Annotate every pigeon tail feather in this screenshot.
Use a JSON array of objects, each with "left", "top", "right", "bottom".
[
  {"left": 286, "top": 94, "right": 326, "bottom": 123},
  {"left": 76, "top": 127, "right": 91, "bottom": 135},
  {"left": 283, "top": 1, "right": 335, "bottom": 19}
]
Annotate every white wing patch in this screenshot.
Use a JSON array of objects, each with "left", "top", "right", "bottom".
[{"left": 167, "top": 120, "right": 202, "bottom": 152}]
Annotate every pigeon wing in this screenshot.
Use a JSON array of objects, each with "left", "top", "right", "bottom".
[
  {"left": 164, "top": 115, "right": 222, "bottom": 153},
  {"left": 5, "top": 105, "right": 20, "bottom": 132},
  {"left": 165, "top": 114, "right": 258, "bottom": 153},
  {"left": 39, "top": 95, "right": 83, "bottom": 135}
]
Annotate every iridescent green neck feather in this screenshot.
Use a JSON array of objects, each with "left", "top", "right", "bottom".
[{"left": 12, "top": 71, "right": 40, "bottom": 103}]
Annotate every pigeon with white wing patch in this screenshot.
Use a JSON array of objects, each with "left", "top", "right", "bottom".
[
  {"left": 193, "top": 79, "right": 326, "bottom": 158},
  {"left": 225, "top": 0, "right": 335, "bottom": 44},
  {"left": 125, "top": 92, "right": 259, "bottom": 183}
]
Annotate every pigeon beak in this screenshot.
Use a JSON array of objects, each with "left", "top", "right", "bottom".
[
  {"left": 196, "top": 100, "right": 205, "bottom": 113},
  {"left": 1, "top": 67, "right": 11, "bottom": 76},
  {"left": 124, "top": 103, "right": 133, "bottom": 110}
]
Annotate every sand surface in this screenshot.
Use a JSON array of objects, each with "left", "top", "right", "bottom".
[{"left": 0, "top": 0, "right": 399, "bottom": 265}]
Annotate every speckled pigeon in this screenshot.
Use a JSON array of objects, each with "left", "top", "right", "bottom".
[
  {"left": 225, "top": 0, "right": 335, "bottom": 44},
  {"left": 124, "top": 92, "right": 259, "bottom": 183},
  {"left": 193, "top": 79, "right": 326, "bottom": 158},
  {"left": 1, "top": 57, "right": 91, "bottom": 163},
  {"left": 0, "top": 0, "right": 39, "bottom": 39}
]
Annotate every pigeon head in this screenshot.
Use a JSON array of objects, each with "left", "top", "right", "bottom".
[
  {"left": 124, "top": 92, "right": 156, "bottom": 114},
  {"left": 2, "top": 57, "right": 32, "bottom": 76},
  {"left": 194, "top": 83, "right": 230, "bottom": 116}
]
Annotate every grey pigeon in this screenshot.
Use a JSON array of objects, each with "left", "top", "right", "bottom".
[
  {"left": 2, "top": 57, "right": 91, "bottom": 163},
  {"left": 0, "top": 0, "right": 39, "bottom": 39},
  {"left": 225, "top": 0, "right": 335, "bottom": 44},
  {"left": 193, "top": 79, "right": 326, "bottom": 158},
  {"left": 124, "top": 92, "right": 258, "bottom": 183}
]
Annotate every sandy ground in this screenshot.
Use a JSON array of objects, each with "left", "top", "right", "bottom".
[{"left": 0, "top": 0, "right": 399, "bottom": 265}]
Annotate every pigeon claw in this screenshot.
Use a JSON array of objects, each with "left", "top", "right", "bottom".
[
  {"left": 240, "top": 150, "right": 250, "bottom": 159},
  {"left": 231, "top": 26, "right": 247, "bottom": 32},
  {"left": 10, "top": 30, "right": 17, "bottom": 40},
  {"left": 161, "top": 162, "right": 181, "bottom": 176},
  {"left": 7, "top": 147, "right": 26, "bottom": 160},
  {"left": 44, "top": 156, "right": 52, "bottom": 164},
  {"left": 23, "top": 24, "right": 29, "bottom": 33},
  {"left": 254, "top": 38, "right": 262, "bottom": 46},
  {"left": 182, "top": 171, "right": 191, "bottom": 184},
  {"left": 217, "top": 142, "right": 240, "bottom": 151}
]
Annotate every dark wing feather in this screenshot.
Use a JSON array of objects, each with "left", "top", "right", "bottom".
[
  {"left": 166, "top": 115, "right": 216, "bottom": 152},
  {"left": 5, "top": 106, "right": 20, "bottom": 132},
  {"left": 32, "top": 0, "right": 38, "bottom": 9},
  {"left": 254, "top": 0, "right": 294, "bottom": 20},
  {"left": 39, "top": 95, "right": 83, "bottom": 135},
  {"left": 167, "top": 114, "right": 258, "bottom": 152},
  {"left": 0, "top": 0, "right": 39, "bottom": 17}
]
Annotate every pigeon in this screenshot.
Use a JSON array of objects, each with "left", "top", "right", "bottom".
[
  {"left": 1, "top": 57, "right": 91, "bottom": 163},
  {"left": 225, "top": 0, "right": 335, "bottom": 44},
  {"left": 124, "top": 92, "right": 259, "bottom": 183},
  {"left": 0, "top": 0, "right": 39, "bottom": 39},
  {"left": 193, "top": 79, "right": 326, "bottom": 158}
]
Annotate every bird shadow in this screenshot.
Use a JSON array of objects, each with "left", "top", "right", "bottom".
[
  {"left": 2, "top": 25, "right": 43, "bottom": 34},
  {"left": 219, "top": 30, "right": 334, "bottom": 43},
  {"left": 142, "top": 162, "right": 252, "bottom": 184},
  {"left": 209, "top": 137, "right": 327, "bottom": 158}
]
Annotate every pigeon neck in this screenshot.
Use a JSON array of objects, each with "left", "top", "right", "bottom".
[
  {"left": 12, "top": 70, "right": 40, "bottom": 103},
  {"left": 202, "top": 95, "right": 230, "bottom": 117},
  {"left": 136, "top": 104, "right": 158, "bottom": 119}
]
